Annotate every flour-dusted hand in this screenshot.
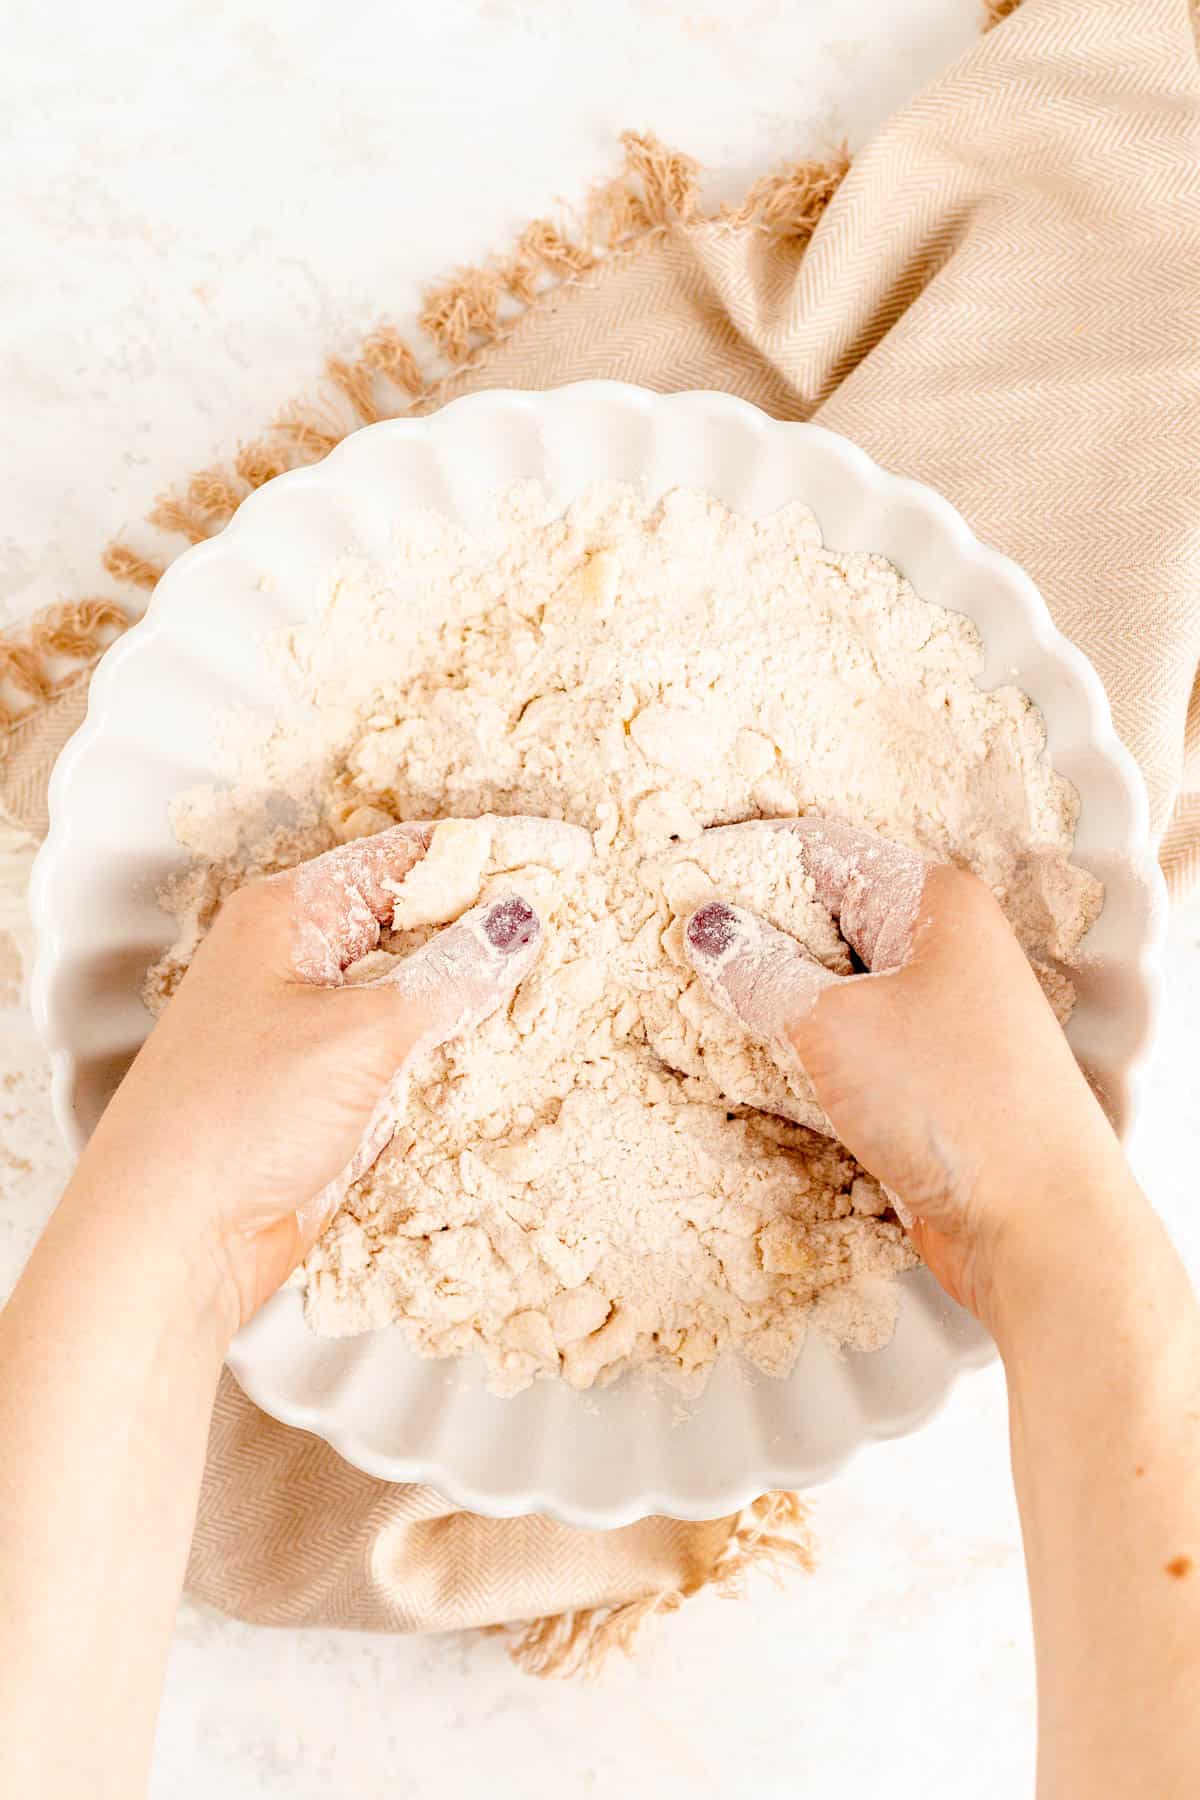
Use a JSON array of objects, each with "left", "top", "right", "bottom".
[
  {"left": 82, "top": 824, "right": 543, "bottom": 1332},
  {"left": 682, "top": 816, "right": 1128, "bottom": 1330}
]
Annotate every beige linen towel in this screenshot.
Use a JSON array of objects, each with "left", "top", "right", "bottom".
[{"left": 2, "top": 0, "right": 1198, "bottom": 1666}]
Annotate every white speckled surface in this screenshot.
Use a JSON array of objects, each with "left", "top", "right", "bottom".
[{"left": 3, "top": 2, "right": 1198, "bottom": 1794}]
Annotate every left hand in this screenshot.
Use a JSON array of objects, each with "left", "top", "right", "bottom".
[{"left": 75, "top": 825, "right": 543, "bottom": 1335}]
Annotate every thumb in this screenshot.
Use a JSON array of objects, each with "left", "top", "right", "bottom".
[
  {"left": 682, "top": 899, "right": 843, "bottom": 1049},
  {"left": 683, "top": 898, "right": 925, "bottom": 1236},
  {"left": 297, "top": 893, "right": 543, "bottom": 1247},
  {"left": 360, "top": 892, "right": 544, "bottom": 1053}
]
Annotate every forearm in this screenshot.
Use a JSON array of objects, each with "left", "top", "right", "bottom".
[
  {"left": 995, "top": 1175, "right": 1200, "bottom": 1800},
  {"left": 0, "top": 1164, "right": 231, "bottom": 1800}
]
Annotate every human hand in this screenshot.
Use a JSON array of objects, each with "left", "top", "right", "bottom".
[
  {"left": 682, "top": 818, "right": 1130, "bottom": 1332},
  {"left": 74, "top": 826, "right": 543, "bottom": 1337}
]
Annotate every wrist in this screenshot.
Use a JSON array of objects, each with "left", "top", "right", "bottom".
[
  {"left": 977, "top": 1151, "right": 1166, "bottom": 1363},
  {"left": 62, "top": 1151, "right": 241, "bottom": 1355}
]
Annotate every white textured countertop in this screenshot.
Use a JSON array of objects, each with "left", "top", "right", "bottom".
[{"left": 3, "top": 2, "right": 1197, "bottom": 1794}]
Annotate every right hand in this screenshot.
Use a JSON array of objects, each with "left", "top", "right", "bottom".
[{"left": 682, "top": 817, "right": 1132, "bottom": 1333}]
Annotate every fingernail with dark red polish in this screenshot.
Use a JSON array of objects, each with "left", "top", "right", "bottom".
[
  {"left": 686, "top": 901, "right": 740, "bottom": 961},
  {"left": 484, "top": 895, "right": 540, "bottom": 953}
]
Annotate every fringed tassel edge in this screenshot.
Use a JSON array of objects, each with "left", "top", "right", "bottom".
[
  {"left": 982, "top": 0, "right": 1024, "bottom": 28},
  {"left": 0, "top": 598, "right": 129, "bottom": 732},
  {"left": 501, "top": 1491, "right": 817, "bottom": 1680},
  {"left": 0, "top": 0, "right": 1031, "bottom": 733},
  {"left": 0, "top": 130, "right": 853, "bottom": 735}
]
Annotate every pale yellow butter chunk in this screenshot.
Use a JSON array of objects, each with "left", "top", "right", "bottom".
[{"left": 388, "top": 818, "right": 493, "bottom": 929}]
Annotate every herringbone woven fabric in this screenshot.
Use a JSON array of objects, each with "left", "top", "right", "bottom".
[
  {"left": 403, "top": 0, "right": 1200, "bottom": 887},
  {"left": 5, "top": 0, "right": 1198, "bottom": 1655}
]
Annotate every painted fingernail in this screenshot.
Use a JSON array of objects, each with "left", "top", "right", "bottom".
[
  {"left": 483, "top": 895, "right": 540, "bottom": 953},
  {"left": 686, "top": 901, "right": 741, "bottom": 961}
]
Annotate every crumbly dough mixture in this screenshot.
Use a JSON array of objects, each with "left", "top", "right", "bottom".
[{"left": 151, "top": 484, "right": 1101, "bottom": 1395}]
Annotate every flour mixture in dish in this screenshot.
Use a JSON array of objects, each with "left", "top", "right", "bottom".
[{"left": 150, "top": 484, "right": 1101, "bottom": 1394}]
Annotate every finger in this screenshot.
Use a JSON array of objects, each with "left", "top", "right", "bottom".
[
  {"left": 276, "top": 822, "right": 432, "bottom": 982},
  {"left": 297, "top": 894, "right": 544, "bottom": 1243},
  {"left": 881, "top": 1182, "right": 916, "bottom": 1230},
  {"left": 707, "top": 816, "right": 929, "bottom": 971},
  {"left": 683, "top": 899, "right": 842, "bottom": 1047},
  {"left": 364, "top": 892, "right": 544, "bottom": 1047}
]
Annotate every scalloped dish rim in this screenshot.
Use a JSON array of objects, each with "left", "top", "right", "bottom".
[{"left": 30, "top": 383, "right": 1166, "bottom": 1525}]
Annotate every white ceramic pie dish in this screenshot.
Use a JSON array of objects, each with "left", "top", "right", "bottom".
[{"left": 31, "top": 382, "right": 1165, "bottom": 1526}]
